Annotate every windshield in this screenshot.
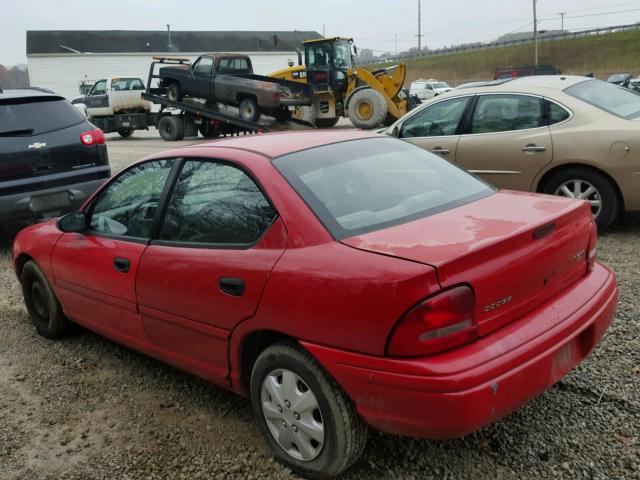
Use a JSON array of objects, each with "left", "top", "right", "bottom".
[
  {"left": 273, "top": 137, "right": 494, "bottom": 239},
  {"left": 0, "top": 97, "right": 85, "bottom": 136},
  {"left": 565, "top": 79, "right": 640, "bottom": 120}
]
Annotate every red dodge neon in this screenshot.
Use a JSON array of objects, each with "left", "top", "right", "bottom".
[{"left": 12, "top": 130, "right": 618, "bottom": 478}]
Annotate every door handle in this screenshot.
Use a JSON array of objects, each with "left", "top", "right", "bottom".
[
  {"left": 219, "top": 277, "right": 245, "bottom": 296},
  {"left": 113, "top": 257, "right": 131, "bottom": 273},
  {"left": 431, "top": 147, "right": 450, "bottom": 155},
  {"left": 522, "top": 144, "right": 547, "bottom": 153}
]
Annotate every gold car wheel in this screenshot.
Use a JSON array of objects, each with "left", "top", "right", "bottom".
[{"left": 555, "top": 179, "right": 602, "bottom": 218}]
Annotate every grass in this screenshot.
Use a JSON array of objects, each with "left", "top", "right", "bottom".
[{"left": 371, "top": 28, "right": 640, "bottom": 85}]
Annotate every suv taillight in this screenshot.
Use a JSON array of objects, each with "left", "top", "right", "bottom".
[
  {"left": 80, "top": 128, "right": 105, "bottom": 146},
  {"left": 386, "top": 286, "right": 478, "bottom": 357},
  {"left": 587, "top": 221, "right": 598, "bottom": 273}
]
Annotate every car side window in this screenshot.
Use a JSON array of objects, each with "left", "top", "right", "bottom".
[
  {"left": 89, "top": 160, "right": 173, "bottom": 238},
  {"left": 547, "top": 101, "right": 571, "bottom": 125},
  {"left": 194, "top": 57, "right": 214, "bottom": 75},
  {"left": 160, "top": 160, "right": 277, "bottom": 245},
  {"left": 400, "top": 97, "right": 470, "bottom": 138},
  {"left": 90, "top": 80, "right": 107, "bottom": 96},
  {"left": 471, "top": 95, "right": 543, "bottom": 134}
]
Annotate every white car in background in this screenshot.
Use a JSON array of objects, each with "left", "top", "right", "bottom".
[{"left": 409, "top": 79, "right": 453, "bottom": 100}]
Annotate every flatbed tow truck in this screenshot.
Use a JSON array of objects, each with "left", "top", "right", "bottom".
[{"left": 86, "top": 57, "right": 268, "bottom": 141}]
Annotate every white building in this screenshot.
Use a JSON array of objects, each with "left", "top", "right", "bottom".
[{"left": 27, "top": 30, "right": 320, "bottom": 100}]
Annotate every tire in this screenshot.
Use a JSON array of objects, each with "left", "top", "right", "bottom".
[
  {"left": 347, "top": 89, "right": 388, "bottom": 129},
  {"left": 542, "top": 167, "right": 618, "bottom": 230},
  {"left": 198, "top": 122, "right": 220, "bottom": 139},
  {"left": 166, "top": 82, "right": 183, "bottom": 102},
  {"left": 117, "top": 128, "right": 134, "bottom": 138},
  {"left": 312, "top": 117, "right": 340, "bottom": 128},
  {"left": 239, "top": 97, "right": 261, "bottom": 123},
  {"left": 20, "top": 261, "right": 71, "bottom": 339},
  {"left": 250, "top": 342, "right": 367, "bottom": 479},
  {"left": 157, "top": 116, "right": 184, "bottom": 141},
  {"left": 274, "top": 107, "right": 292, "bottom": 123}
]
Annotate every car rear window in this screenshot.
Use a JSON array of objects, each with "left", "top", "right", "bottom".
[
  {"left": 0, "top": 97, "right": 85, "bottom": 136},
  {"left": 565, "top": 79, "right": 640, "bottom": 120},
  {"left": 273, "top": 137, "right": 494, "bottom": 239}
]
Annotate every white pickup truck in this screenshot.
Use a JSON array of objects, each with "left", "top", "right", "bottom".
[{"left": 72, "top": 77, "right": 152, "bottom": 137}]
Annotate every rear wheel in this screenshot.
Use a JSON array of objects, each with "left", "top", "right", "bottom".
[
  {"left": 117, "top": 128, "right": 133, "bottom": 138},
  {"left": 158, "top": 116, "right": 185, "bottom": 141},
  {"left": 347, "top": 89, "right": 387, "bottom": 129},
  {"left": 274, "top": 107, "right": 292, "bottom": 123},
  {"left": 166, "top": 83, "right": 183, "bottom": 102},
  {"left": 250, "top": 342, "right": 367, "bottom": 479},
  {"left": 239, "top": 97, "right": 261, "bottom": 123},
  {"left": 21, "top": 261, "right": 71, "bottom": 339},
  {"left": 198, "top": 122, "right": 220, "bottom": 139},
  {"left": 313, "top": 117, "right": 340, "bottom": 128},
  {"left": 543, "top": 167, "right": 618, "bottom": 230}
]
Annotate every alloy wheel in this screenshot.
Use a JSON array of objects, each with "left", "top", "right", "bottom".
[{"left": 554, "top": 179, "right": 602, "bottom": 218}]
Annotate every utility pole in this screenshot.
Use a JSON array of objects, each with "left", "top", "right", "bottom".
[
  {"left": 322, "top": 24, "right": 326, "bottom": 37},
  {"left": 533, "top": 0, "right": 538, "bottom": 66},
  {"left": 166, "top": 24, "right": 172, "bottom": 49},
  {"left": 559, "top": 11, "right": 567, "bottom": 30},
  {"left": 395, "top": 33, "right": 398, "bottom": 56},
  {"left": 416, "top": 0, "right": 424, "bottom": 52}
]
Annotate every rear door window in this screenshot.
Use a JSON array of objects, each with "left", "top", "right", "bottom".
[
  {"left": 470, "top": 94, "right": 543, "bottom": 134},
  {"left": 159, "top": 160, "right": 277, "bottom": 245},
  {"left": 0, "top": 97, "right": 86, "bottom": 136}
]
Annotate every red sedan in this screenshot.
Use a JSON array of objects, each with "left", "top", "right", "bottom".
[{"left": 12, "top": 130, "right": 618, "bottom": 479}]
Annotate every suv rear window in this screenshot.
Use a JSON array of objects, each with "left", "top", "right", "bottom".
[
  {"left": 274, "top": 137, "right": 494, "bottom": 239},
  {"left": 565, "top": 79, "right": 640, "bottom": 120},
  {"left": 0, "top": 97, "right": 85, "bottom": 136}
]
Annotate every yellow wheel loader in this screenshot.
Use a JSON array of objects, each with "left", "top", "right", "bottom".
[{"left": 269, "top": 37, "right": 419, "bottom": 129}]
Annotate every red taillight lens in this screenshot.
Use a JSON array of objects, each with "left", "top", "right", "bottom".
[
  {"left": 587, "top": 221, "right": 598, "bottom": 273},
  {"left": 314, "top": 72, "right": 328, "bottom": 82},
  {"left": 387, "top": 286, "right": 478, "bottom": 357},
  {"left": 80, "top": 128, "right": 105, "bottom": 146}
]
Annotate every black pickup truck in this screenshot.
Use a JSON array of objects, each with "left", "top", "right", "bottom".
[{"left": 159, "top": 53, "right": 310, "bottom": 122}]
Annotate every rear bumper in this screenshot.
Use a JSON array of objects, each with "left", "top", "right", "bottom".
[
  {"left": 303, "top": 262, "right": 618, "bottom": 439},
  {"left": 0, "top": 176, "right": 108, "bottom": 223}
]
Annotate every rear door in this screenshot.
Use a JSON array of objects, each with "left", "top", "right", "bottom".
[
  {"left": 52, "top": 159, "right": 174, "bottom": 344},
  {"left": 455, "top": 94, "right": 553, "bottom": 191},
  {"left": 398, "top": 95, "right": 473, "bottom": 161},
  {"left": 135, "top": 159, "right": 285, "bottom": 382}
]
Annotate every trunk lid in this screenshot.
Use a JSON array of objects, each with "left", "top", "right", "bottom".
[{"left": 341, "top": 191, "right": 593, "bottom": 336}]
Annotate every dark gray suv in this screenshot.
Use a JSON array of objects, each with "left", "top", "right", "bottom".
[{"left": 0, "top": 88, "right": 110, "bottom": 223}]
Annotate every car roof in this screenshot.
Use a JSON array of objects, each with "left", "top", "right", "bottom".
[
  {"left": 0, "top": 88, "right": 61, "bottom": 101},
  {"left": 452, "top": 75, "right": 590, "bottom": 94},
  {"left": 184, "top": 129, "right": 382, "bottom": 158}
]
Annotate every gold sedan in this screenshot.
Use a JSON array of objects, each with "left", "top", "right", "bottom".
[{"left": 387, "top": 75, "right": 640, "bottom": 229}]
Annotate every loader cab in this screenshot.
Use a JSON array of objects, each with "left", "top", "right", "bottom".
[{"left": 304, "top": 38, "right": 355, "bottom": 93}]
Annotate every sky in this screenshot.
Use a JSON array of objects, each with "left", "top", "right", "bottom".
[{"left": 1, "top": 0, "right": 638, "bottom": 65}]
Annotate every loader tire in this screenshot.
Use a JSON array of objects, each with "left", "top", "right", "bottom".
[
  {"left": 347, "top": 89, "right": 387, "bottom": 129},
  {"left": 313, "top": 117, "right": 340, "bottom": 128}
]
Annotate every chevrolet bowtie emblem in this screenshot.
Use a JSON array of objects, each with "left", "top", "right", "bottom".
[{"left": 28, "top": 142, "right": 47, "bottom": 150}]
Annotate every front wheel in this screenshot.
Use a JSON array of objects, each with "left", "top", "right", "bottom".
[
  {"left": 347, "top": 89, "right": 388, "bottom": 129},
  {"left": 250, "top": 342, "right": 367, "bottom": 479},
  {"left": 21, "top": 261, "right": 71, "bottom": 339},
  {"left": 543, "top": 167, "right": 618, "bottom": 230},
  {"left": 117, "top": 128, "right": 133, "bottom": 138}
]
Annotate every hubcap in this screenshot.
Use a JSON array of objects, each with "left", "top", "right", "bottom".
[
  {"left": 31, "top": 282, "right": 47, "bottom": 318},
  {"left": 260, "top": 369, "right": 324, "bottom": 462},
  {"left": 554, "top": 179, "right": 602, "bottom": 218},
  {"left": 241, "top": 103, "right": 255, "bottom": 119}
]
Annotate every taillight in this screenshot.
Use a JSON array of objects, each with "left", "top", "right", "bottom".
[
  {"left": 314, "top": 72, "right": 328, "bottom": 82},
  {"left": 387, "top": 286, "right": 478, "bottom": 357},
  {"left": 587, "top": 221, "right": 598, "bottom": 272},
  {"left": 80, "top": 128, "right": 105, "bottom": 146}
]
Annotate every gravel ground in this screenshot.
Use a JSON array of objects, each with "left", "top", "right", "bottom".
[{"left": 0, "top": 132, "right": 638, "bottom": 479}]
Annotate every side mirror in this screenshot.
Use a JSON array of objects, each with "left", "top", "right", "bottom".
[
  {"left": 391, "top": 125, "right": 401, "bottom": 138},
  {"left": 58, "top": 211, "right": 88, "bottom": 233}
]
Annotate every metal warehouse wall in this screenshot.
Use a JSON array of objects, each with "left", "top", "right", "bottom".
[{"left": 27, "top": 52, "right": 299, "bottom": 100}]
